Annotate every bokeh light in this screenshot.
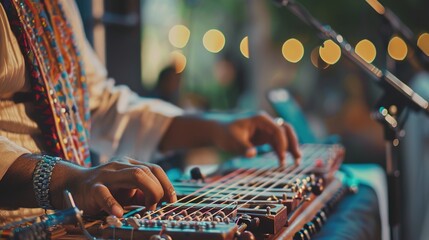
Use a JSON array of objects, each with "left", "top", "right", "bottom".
[
  {"left": 355, "top": 39, "right": 377, "bottom": 63},
  {"left": 168, "top": 25, "right": 190, "bottom": 49},
  {"left": 240, "top": 36, "right": 249, "bottom": 58},
  {"left": 319, "top": 40, "right": 341, "bottom": 65},
  {"left": 388, "top": 36, "right": 408, "bottom": 61},
  {"left": 417, "top": 33, "right": 429, "bottom": 56},
  {"left": 170, "top": 50, "right": 187, "bottom": 73},
  {"left": 366, "top": 0, "right": 385, "bottom": 14},
  {"left": 203, "top": 29, "right": 225, "bottom": 53},
  {"left": 282, "top": 38, "right": 304, "bottom": 63},
  {"left": 311, "top": 47, "right": 330, "bottom": 69}
]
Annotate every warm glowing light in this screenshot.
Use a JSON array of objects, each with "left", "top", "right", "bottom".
[
  {"left": 355, "top": 39, "right": 377, "bottom": 63},
  {"left": 319, "top": 40, "right": 341, "bottom": 65},
  {"left": 281, "top": 38, "right": 304, "bottom": 63},
  {"left": 240, "top": 36, "right": 249, "bottom": 58},
  {"left": 388, "top": 36, "right": 408, "bottom": 61},
  {"left": 168, "top": 25, "right": 190, "bottom": 48},
  {"left": 203, "top": 29, "right": 225, "bottom": 53},
  {"left": 310, "top": 47, "right": 329, "bottom": 69},
  {"left": 170, "top": 50, "right": 187, "bottom": 73},
  {"left": 417, "top": 33, "right": 429, "bottom": 56},
  {"left": 366, "top": 0, "right": 385, "bottom": 14}
]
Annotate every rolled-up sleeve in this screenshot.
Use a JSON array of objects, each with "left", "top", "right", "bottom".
[
  {"left": 62, "top": 0, "right": 183, "bottom": 162},
  {"left": 89, "top": 79, "right": 183, "bottom": 162},
  {"left": 0, "top": 136, "right": 30, "bottom": 181}
]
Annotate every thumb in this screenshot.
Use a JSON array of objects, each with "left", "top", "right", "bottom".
[
  {"left": 245, "top": 147, "right": 257, "bottom": 158},
  {"left": 237, "top": 138, "right": 256, "bottom": 158},
  {"left": 92, "top": 184, "right": 124, "bottom": 217}
]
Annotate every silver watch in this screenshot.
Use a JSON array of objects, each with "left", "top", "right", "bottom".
[{"left": 32, "top": 155, "right": 62, "bottom": 209}]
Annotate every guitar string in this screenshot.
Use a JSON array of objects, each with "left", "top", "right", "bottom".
[
  {"left": 221, "top": 148, "right": 329, "bottom": 219},
  {"left": 197, "top": 159, "right": 313, "bottom": 221},
  {"left": 142, "top": 157, "right": 271, "bottom": 219},
  {"left": 164, "top": 154, "right": 285, "bottom": 220},
  {"left": 151, "top": 156, "right": 278, "bottom": 220},
  {"left": 203, "top": 146, "right": 322, "bottom": 220},
  {"left": 141, "top": 167, "right": 247, "bottom": 219},
  {"left": 182, "top": 149, "right": 316, "bottom": 221},
  {"left": 164, "top": 147, "right": 315, "bottom": 221},
  {"left": 182, "top": 163, "right": 296, "bottom": 221},
  {"left": 145, "top": 145, "right": 326, "bottom": 221}
]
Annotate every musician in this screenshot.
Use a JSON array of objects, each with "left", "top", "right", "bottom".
[{"left": 0, "top": 0, "right": 300, "bottom": 218}]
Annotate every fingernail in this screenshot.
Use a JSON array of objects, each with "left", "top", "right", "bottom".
[
  {"left": 245, "top": 148, "right": 257, "bottom": 158},
  {"left": 112, "top": 205, "right": 123, "bottom": 217},
  {"left": 171, "top": 190, "right": 177, "bottom": 202},
  {"left": 147, "top": 204, "right": 157, "bottom": 211}
]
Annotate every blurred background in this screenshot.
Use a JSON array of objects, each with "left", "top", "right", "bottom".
[{"left": 75, "top": 0, "right": 428, "bottom": 239}]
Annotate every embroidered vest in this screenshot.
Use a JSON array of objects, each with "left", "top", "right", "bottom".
[{"left": 2, "top": 0, "right": 91, "bottom": 166}]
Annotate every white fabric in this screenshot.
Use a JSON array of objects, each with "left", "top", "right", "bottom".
[
  {"left": 0, "top": 5, "right": 28, "bottom": 99},
  {"left": 0, "top": 136, "right": 30, "bottom": 180},
  {"left": 0, "top": 0, "right": 182, "bottom": 181}
]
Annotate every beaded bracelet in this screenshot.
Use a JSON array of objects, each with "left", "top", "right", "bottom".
[{"left": 32, "top": 155, "right": 62, "bottom": 209}]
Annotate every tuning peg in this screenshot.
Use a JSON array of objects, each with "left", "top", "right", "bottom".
[
  {"left": 304, "top": 222, "right": 316, "bottom": 235},
  {"left": 190, "top": 167, "right": 206, "bottom": 182},
  {"left": 237, "top": 231, "right": 256, "bottom": 240},
  {"left": 311, "top": 182, "right": 324, "bottom": 195},
  {"left": 149, "top": 234, "right": 172, "bottom": 240}
]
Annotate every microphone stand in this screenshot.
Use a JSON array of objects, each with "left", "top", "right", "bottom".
[
  {"left": 365, "top": 0, "right": 429, "bottom": 71},
  {"left": 273, "top": 1, "right": 429, "bottom": 240}
]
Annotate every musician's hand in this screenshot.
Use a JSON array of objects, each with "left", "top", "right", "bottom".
[
  {"left": 160, "top": 113, "right": 301, "bottom": 165},
  {"left": 213, "top": 113, "right": 301, "bottom": 166},
  {"left": 61, "top": 160, "right": 176, "bottom": 217}
]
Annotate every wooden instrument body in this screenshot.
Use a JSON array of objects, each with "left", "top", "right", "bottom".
[{"left": 86, "top": 144, "right": 348, "bottom": 240}]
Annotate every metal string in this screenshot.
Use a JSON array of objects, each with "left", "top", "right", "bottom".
[{"left": 150, "top": 157, "right": 277, "bottom": 220}]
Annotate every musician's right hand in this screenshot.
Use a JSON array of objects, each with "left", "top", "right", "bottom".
[{"left": 0, "top": 155, "right": 175, "bottom": 218}]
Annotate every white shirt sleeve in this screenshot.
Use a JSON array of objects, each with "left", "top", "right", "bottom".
[
  {"left": 0, "top": 3, "right": 28, "bottom": 98},
  {"left": 0, "top": 136, "right": 31, "bottom": 181},
  {"left": 0, "top": 5, "right": 31, "bottom": 181},
  {"left": 60, "top": 0, "right": 183, "bottom": 162}
]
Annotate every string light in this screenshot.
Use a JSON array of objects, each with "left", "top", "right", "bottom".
[
  {"left": 417, "top": 33, "right": 429, "bottom": 56},
  {"left": 240, "top": 36, "right": 249, "bottom": 58},
  {"left": 203, "top": 29, "right": 225, "bottom": 53},
  {"left": 168, "top": 25, "right": 190, "bottom": 49},
  {"left": 355, "top": 39, "right": 377, "bottom": 63},
  {"left": 366, "top": 0, "right": 385, "bottom": 14},
  {"left": 282, "top": 38, "right": 304, "bottom": 63},
  {"left": 170, "top": 50, "right": 187, "bottom": 73},
  {"left": 319, "top": 40, "right": 341, "bottom": 65},
  {"left": 388, "top": 36, "right": 407, "bottom": 61},
  {"left": 310, "top": 47, "right": 329, "bottom": 69}
]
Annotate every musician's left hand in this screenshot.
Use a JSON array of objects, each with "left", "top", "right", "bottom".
[
  {"left": 213, "top": 113, "right": 301, "bottom": 166},
  {"left": 160, "top": 113, "right": 301, "bottom": 166}
]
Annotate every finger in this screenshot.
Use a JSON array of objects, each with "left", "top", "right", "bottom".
[
  {"left": 139, "top": 163, "right": 177, "bottom": 203},
  {"left": 126, "top": 158, "right": 177, "bottom": 203},
  {"left": 92, "top": 183, "right": 123, "bottom": 217},
  {"left": 235, "top": 136, "right": 257, "bottom": 158},
  {"left": 271, "top": 125, "right": 287, "bottom": 166},
  {"left": 124, "top": 158, "right": 163, "bottom": 188},
  {"left": 245, "top": 147, "right": 257, "bottom": 158},
  {"left": 283, "top": 123, "right": 302, "bottom": 164},
  {"left": 257, "top": 116, "right": 287, "bottom": 165},
  {"left": 106, "top": 168, "right": 165, "bottom": 210}
]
